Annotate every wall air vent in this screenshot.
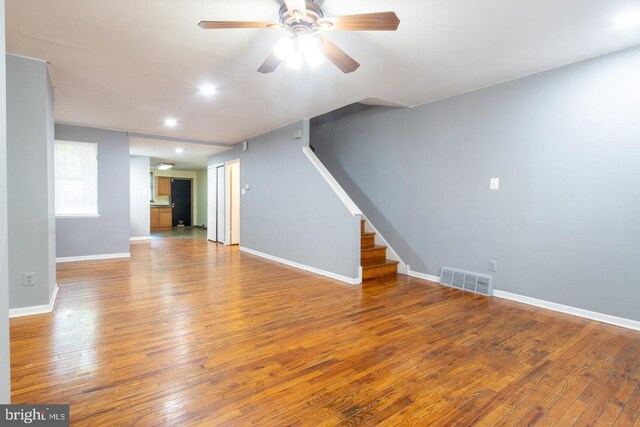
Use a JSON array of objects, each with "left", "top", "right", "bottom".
[{"left": 439, "top": 267, "right": 494, "bottom": 296}]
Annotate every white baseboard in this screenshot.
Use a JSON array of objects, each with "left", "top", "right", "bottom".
[
  {"left": 10, "top": 284, "right": 58, "bottom": 318},
  {"left": 407, "top": 266, "right": 441, "bottom": 283},
  {"left": 239, "top": 246, "right": 361, "bottom": 285},
  {"left": 494, "top": 290, "right": 640, "bottom": 332},
  {"left": 405, "top": 268, "right": 640, "bottom": 332},
  {"left": 56, "top": 252, "right": 131, "bottom": 263},
  {"left": 130, "top": 236, "right": 151, "bottom": 241}
]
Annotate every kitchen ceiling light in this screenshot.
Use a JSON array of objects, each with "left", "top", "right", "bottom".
[
  {"left": 175, "top": 148, "right": 184, "bottom": 153},
  {"left": 156, "top": 162, "right": 175, "bottom": 170}
]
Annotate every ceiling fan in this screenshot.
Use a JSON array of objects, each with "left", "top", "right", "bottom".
[{"left": 198, "top": 0, "right": 400, "bottom": 74}]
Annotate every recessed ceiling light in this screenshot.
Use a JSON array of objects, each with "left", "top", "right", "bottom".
[
  {"left": 175, "top": 148, "right": 184, "bottom": 153},
  {"left": 164, "top": 118, "right": 178, "bottom": 128},
  {"left": 199, "top": 84, "right": 217, "bottom": 96},
  {"left": 613, "top": 10, "right": 640, "bottom": 30}
]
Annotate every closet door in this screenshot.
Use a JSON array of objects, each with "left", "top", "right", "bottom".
[{"left": 207, "top": 166, "right": 216, "bottom": 241}]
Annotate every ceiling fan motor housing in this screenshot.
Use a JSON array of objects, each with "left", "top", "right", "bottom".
[{"left": 278, "top": 1, "right": 328, "bottom": 35}]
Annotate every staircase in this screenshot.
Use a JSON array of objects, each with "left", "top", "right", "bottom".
[{"left": 360, "top": 219, "right": 398, "bottom": 280}]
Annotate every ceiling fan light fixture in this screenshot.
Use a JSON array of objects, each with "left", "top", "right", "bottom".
[
  {"left": 274, "top": 36, "right": 295, "bottom": 60},
  {"left": 317, "top": 20, "right": 333, "bottom": 29},
  {"left": 613, "top": 10, "right": 640, "bottom": 29},
  {"left": 286, "top": 49, "right": 304, "bottom": 70},
  {"left": 299, "top": 35, "right": 324, "bottom": 69}
]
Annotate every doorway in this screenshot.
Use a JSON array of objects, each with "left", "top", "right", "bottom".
[
  {"left": 207, "top": 160, "right": 240, "bottom": 245},
  {"left": 171, "top": 178, "right": 192, "bottom": 227},
  {"left": 225, "top": 160, "right": 240, "bottom": 245}
]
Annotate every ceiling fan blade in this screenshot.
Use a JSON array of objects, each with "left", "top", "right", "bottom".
[
  {"left": 285, "top": 0, "right": 307, "bottom": 17},
  {"left": 318, "top": 35, "right": 360, "bottom": 74},
  {"left": 198, "top": 21, "right": 282, "bottom": 29},
  {"left": 258, "top": 52, "right": 282, "bottom": 74},
  {"left": 318, "top": 12, "right": 400, "bottom": 31}
]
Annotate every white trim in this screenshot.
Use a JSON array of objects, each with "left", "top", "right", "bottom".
[
  {"left": 494, "top": 290, "right": 640, "bottom": 332},
  {"left": 240, "top": 246, "right": 361, "bottom": 285},
  {"left": 56, "top": 214, "right": 100, "bottom": 219},
  {"left": 56, "top": 253, "right": 131, "bottom": 263},
  {"left": 405, "top": 268, "right": 640, "bottom": 332},
  {"left": 407, "top": 266, "right": 441, "bottom": 283},
  {"left": 302, "top": 147, "right": 362, "bottom": 217},
  {"left": 130, "top": 236, "right": 151, "bottom": 241},
  {"left": 10, "top": 284, "right": 59, "bottom": 318},
  {"left": 364, "top": 219, "right": 408, "bottom": 274}
]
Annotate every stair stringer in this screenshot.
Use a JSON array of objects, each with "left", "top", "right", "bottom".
[{"left": 363, "top": 219, "right": 408, "bottom": 275}]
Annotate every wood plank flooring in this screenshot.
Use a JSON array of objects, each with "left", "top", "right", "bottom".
[{"left": 9, "top": 239, "right": 640, "bottom": 426}]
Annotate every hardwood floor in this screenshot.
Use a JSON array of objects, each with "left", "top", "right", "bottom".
[{"left": 10, "top": 239, "right": 640, "bottom": 426}]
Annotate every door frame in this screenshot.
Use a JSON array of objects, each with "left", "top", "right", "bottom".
[
  {"left": 170, "top": 177, "right": 194, "bottom": 227},
  {"left": 207, "top": 163, "right": 224, "bottom": 243},
  {"left": 224, "top": 159, "right": 240, "bottom": 246},
  {"left": 208, "top": 163, "right": 224, "bottom": 243}
]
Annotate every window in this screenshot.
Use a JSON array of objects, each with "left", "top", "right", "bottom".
[{"left": 54, "top": 140, "right": 99, "bottom": 217}]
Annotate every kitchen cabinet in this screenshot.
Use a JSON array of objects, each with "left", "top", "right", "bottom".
[
  {"left": 151, "top": 207, "right": 172, "bottom": 230},
  {"left": 150, "top": 207, "right": 159, "bottom": 229},
  {"left": 157, "top": 176, "right": 171, "bottom": 197}
]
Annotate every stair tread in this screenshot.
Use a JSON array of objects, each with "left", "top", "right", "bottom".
[
  {"left": 361, "top": 231, "right": 376, "bottom": 237},
  {"left": 361, "top": 259, "right": 399, "bottom": 269},
  {"left": 361, "top": 245, "right": 387, "bottom": 252}
]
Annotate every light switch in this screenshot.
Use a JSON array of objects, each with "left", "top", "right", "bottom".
[
  {"left": 490, "top": 178, "right": 500, "bottom": 190},
  {"left": 241, "top": 189, "right": 246, "bottom": 195},
  {"left": 23, "top": 272, "right": 36, "bottom": 286}
]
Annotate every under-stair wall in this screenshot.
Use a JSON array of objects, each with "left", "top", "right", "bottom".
[
  {"left": 310, "top": 45, "right": 640, "bottom": 323},
  {"left": 207, "top": 120, "right": 361, "bottom": 283}
]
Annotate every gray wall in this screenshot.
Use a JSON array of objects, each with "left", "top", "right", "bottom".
[
  {"left": 0, "top": 0, "right": 11, "bottom": 403},
  {"left": 209, "top": 120, "right": 360, "bottom": 279},
  {"left": 130, "top": 155, "right": 150, "bottom": 238},
  {"left": 196, "top": 168, "right": 207, "bottom": 227},
  {"left": 312, "top": 45, "right": 640, "bottom": 321},
  {"left": 55, "top": 125, "right": 130, "bottom": 257},
  {"left": 7, "top": 54, "right": 56, "bottom": 309}
]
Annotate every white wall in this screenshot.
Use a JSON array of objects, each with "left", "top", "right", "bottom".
[
  {"left": 130, "top": 156, "right": 151, "bottom": 238},
  {"left": 0, "top": 0, "right": 12, "bottom": 404}
]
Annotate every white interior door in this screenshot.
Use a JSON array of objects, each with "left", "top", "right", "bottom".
[
  {"left": 216, "top": 166, "right": 225, "bottom": 243},
  {"left": 207, "top": 166, "right": 216, "bottom": 241}
]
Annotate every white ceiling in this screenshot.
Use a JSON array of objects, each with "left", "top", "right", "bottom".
[
  {"left": 129, "top": 136, "right": 229, "bottom": 171},
  {"left": 7, "top": 0, "right": 640, "bottom": 143}
]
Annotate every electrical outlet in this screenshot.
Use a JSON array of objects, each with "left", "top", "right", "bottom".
[
  {"left": 23, "top": 272, "right": 36, "bottom": 286},
  {"left": 490, "top": 178, "right": 500, "bottom": 190},
  {"left": 488, "top": 260, "right": 498, "bottom": 272}
]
